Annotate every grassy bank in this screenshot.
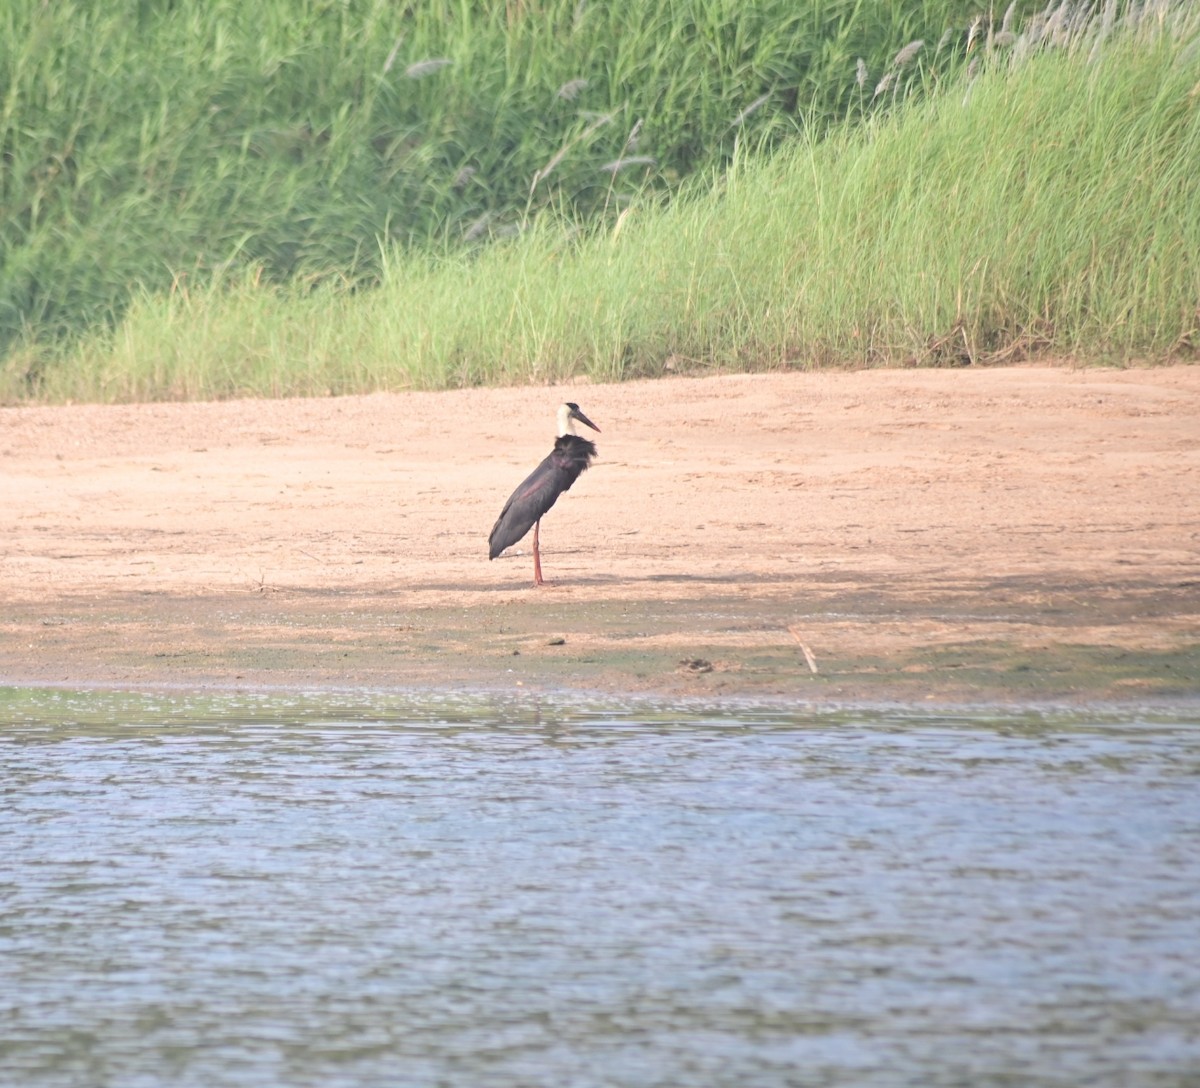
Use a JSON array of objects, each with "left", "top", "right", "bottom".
[
  {"left": 8, "top": 3, "right": 1196, "bottom": 402},
  {"left": 1, "top": 0, "right": 981, "bottom": 368}
]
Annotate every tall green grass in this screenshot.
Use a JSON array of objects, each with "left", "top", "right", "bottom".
[
  {"left": 1, "top": 0, "right": 990, "bottom": 364},
  {"left": 6, "top": 1, "right": 1199, "bottom": 402}
]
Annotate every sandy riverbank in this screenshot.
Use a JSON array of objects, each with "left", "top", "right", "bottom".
[{"left": 2, "top": 365, "right": 1197, "bottom": 704}]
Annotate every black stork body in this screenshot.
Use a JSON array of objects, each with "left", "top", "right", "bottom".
[{"left": 488, "top": 402, "right": 600, "bottom": 586}]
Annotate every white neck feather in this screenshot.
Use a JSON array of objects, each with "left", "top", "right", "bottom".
[{"left": 556, "top": 403, "right": 576, "bottom": 437}]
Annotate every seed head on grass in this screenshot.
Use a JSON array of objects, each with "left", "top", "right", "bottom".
[
  {"left": 967, "top": 16, "right": 983, "bottom": 54},
  {"left": 892, "top": 39, "right": 924, "bottom": 68},
  {"left": 382, "top": 35, "right": 404, "bottom": 74},
  {"left": 556, "top": 78, "right": 588, "bottom": 100},
  {"left": 623, "top": 118, "right": 643, "bottom": 153},
  {"left": 532, "top": 146, "right": 571, "bottom": 190},
  {"left": 729, "top": 92, "right": 771, "bottom": 128},
  {"left": 1001, "top": 0, "right": 1019, "bottom": 35},
  {"left": 531, "top": 112, "right": 613, "bottom": 192},
  {"left": 1044, "top": 1, "right": 1071, "bottom": 47},
  {"left": 405, "top": 58, "right": 452, "bottom": 79},
  {"left": 463, "top": 212, "right": 492, "bottom": 242},
  {"left": 599, "top": 155, "right": 656, "bottom": 174}
]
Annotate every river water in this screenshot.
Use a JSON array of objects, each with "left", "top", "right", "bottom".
[{"left": 2, "top": 689, "right": 1198, "bottom": 1087}]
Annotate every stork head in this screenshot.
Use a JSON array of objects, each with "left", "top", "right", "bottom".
[{"left": 557, "top": 402, "right": 601, "bottom": 437}]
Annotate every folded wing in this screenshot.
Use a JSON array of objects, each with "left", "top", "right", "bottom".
[{"left": 488, "top": 436, "right": 597, "bottom": 559}]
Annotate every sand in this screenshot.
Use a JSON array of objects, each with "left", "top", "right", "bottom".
[{"left": 2, "top": 364, "right": 1197, "bottom": 704}]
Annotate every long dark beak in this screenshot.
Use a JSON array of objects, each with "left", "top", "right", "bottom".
[{"left": 570, "top": 406, "right": 601, "bottom": 433}]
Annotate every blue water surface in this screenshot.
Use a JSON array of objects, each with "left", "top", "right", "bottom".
[{"left": 2, "top": 689, "right": 1198, "bottom": 1087}]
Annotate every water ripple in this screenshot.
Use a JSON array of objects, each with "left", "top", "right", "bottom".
[{"left": 2, "top": 690, "right": 1198, "bottom": 1086}]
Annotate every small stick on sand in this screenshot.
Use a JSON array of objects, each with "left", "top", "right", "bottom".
[{"left": 787, "top": 626, "right": 820, "bottom": 675}]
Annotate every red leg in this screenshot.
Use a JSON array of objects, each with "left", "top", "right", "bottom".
[{"left": 532, "top": 519, "right": 544, "bottom": 586}]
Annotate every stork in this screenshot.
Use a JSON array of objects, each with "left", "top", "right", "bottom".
[{"left": 488, "top": 403, "right": 600, "bottom": 586}]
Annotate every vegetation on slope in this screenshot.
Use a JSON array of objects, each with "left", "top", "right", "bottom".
[
  {"left": 2, "top": 1, "right": 1198, "bottom": 401},
  {"left": 1, "top": 0, "right": 980, "bottom": 362}
]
